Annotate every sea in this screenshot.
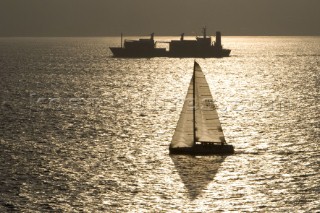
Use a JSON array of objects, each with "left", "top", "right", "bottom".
[{"left": 0, "top": 36, "right": 319, "bottom": 212}]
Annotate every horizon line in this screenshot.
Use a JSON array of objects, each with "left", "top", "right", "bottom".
[{"left": 1, "top": 34, "right": 320, "bottom": 38}]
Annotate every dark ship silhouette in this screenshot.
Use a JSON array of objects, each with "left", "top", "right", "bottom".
[{"left": 110, "top": 28, "right": 231, "bottom": 58}]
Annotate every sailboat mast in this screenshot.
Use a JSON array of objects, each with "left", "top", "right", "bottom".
[{"left": 193, "top": 62, "right": 196, "bottom": 145}]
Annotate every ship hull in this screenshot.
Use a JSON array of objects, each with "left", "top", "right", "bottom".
[
  {"left": 167, "top": 48, "right": 231, "bottom": 58},
  {"left": 110, "top": 47, "right": 167, "bottom": 58},
  {"left": 110, "top": 47, "right": 231, "bottom": 58},
  {"left": 169, "top": 144, "right": 234, "bottom": 155}
]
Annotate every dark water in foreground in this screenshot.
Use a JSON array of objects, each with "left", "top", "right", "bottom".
[{"left": 0, "top": 37, "right": 319, "bottom": 212}]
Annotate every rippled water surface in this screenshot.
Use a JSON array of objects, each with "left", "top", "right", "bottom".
[{"left": 0, "top": 37, "right": 319, "bottom": 212}]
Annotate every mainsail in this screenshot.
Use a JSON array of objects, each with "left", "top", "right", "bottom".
[
  {"left": 170, "top": 62, "right": 225, "bottom": 148},
  {"left": 194, "top": 63, "right": 225, "bottom": 143}
]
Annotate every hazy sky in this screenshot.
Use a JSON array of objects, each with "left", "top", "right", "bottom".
[{"left": 0, "top": 0, "right": 319, "bottom": 36}]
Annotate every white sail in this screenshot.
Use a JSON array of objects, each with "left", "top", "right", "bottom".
[
  {"left": 170, "top": 74, "right": 194, "bottom": 148},
  {"left": 194, "top": 63, "right": 225, "bottom": 143},
  {"left": 171, "top": 62, "right": 225, "bottom": 148}
]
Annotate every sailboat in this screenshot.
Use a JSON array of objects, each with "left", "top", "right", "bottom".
[{"left": 169, "top": 62, "right": 234, "bottom": 155}]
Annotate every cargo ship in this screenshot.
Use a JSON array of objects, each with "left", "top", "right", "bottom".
[{"left": 110, "top": 28, "right": 231, "bottom": 58}]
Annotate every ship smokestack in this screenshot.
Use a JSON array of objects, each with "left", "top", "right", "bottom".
[
  {"left": 216, "top": 31, "right": 222, "bottom": 47},
  {"left": 121, "top": 33, "right": 123, "bottom": 48},
  {"left": 203, "top": 27, "right": 207, "bottom": 38},
  {"left": 180, "top": 33, "right": 184, "bottom": 41}
]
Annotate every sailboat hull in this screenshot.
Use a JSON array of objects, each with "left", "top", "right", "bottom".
[{"left": 169, "top": 144, "right": 234, "bottom": 155}]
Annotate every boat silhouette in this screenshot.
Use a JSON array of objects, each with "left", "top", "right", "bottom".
[
  {"left": 110, "top": 28, "right": 231, "bottom": 58},
  {"left": 169, "top": 61, "right": 234, "bottom": 155}
]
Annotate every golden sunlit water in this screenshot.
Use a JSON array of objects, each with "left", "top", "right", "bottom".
[{"left": 0, "top": 37, "right": 319, "bottom": 212}]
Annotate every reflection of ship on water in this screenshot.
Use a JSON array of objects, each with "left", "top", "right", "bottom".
[
  {"left": 110, "top": 28, "right": 231, "bottom": 58},
  {"left": 170, "top": 155, "right": 225, "bottom": 200}
]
